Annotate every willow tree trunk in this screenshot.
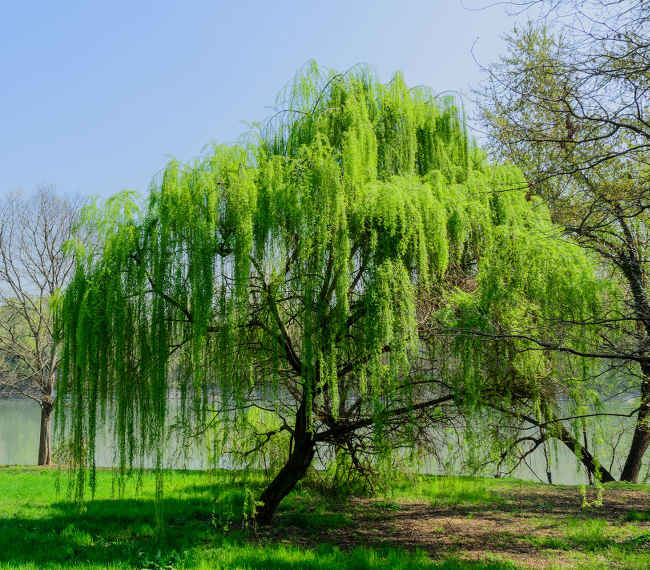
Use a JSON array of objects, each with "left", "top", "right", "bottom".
[
  {"left": 620, "top": 371, "right": 650, "bottom": 482},
  {"left": 38, "top": 400, "right": 53, "bottom": 466},
  {"left": 255, "top": 399, "right": 315, "bottom": 525}
]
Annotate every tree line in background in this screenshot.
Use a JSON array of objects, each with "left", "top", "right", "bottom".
[{"left": 0, "top": 0, "right": 647, "bottom": 524}]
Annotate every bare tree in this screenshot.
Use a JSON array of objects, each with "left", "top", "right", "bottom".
[{"left": 0, "top": 187, "right": 80, "bottom": 465}]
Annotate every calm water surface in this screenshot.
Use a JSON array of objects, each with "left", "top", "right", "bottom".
[
  {"left": 0, "top": 398, "right": 598, "bottom": 484},
  {"left": 0, "top": 399, "right": 41, "bottom": 465}
]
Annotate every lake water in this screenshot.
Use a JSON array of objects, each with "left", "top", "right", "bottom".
[
  {"left": 0, "top": 399, "right": 42, "bottom": 465},
  {"left": 0, "top": 398, "right": 603, "bottom": 485}
]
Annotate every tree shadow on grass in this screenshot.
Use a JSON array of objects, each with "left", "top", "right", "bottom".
[
  {"left": 0, "top": 502, "right": 517, "bottom": 569},
  {"left": 0, "top": 485, "right": 517, "bottom": 569},
  {"left": 0, "top": 496, "right": 211, "bottom": 568}
]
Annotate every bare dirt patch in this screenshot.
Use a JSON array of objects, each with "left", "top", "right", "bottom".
[{"left": 260, "top": 484, "right": 650, "bottom": 568}]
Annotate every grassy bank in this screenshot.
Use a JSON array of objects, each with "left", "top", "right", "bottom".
[{"left": 0, "top": 467, "right": 648, "bottom": 569}]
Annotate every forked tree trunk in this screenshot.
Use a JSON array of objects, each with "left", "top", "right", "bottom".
[
  {"left": 255, "top": 399, "right": 315, "bottom": 525},
  {"left": 38, "top": 400, "right": 53, "bottom": 466},
  {"left": 620, "top": 373, "right": 650, "bottom": 482}
]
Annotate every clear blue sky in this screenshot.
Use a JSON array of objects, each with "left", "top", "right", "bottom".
[{"left": 1, "top": 1, "right": 521, "bottom": 198}]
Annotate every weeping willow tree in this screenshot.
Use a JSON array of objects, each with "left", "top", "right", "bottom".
[{"left": 57, "top": 63, "right": 602, "bottom": 524}]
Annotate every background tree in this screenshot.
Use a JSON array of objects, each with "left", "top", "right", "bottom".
[
  {"left": 58, "top": 65, "right": 599, "bottom": 524},
  {"left": 476, "top": 0, "right": 650, "bottom": 481},
  {"left": 0, "top": 188, "right": 80, "bottom": 465}
]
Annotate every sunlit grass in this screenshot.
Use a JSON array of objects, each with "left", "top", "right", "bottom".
[{"left": 385, "top": 474, "right": 523, "bottom": 506}]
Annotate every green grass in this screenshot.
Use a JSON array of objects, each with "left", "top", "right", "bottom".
[
  {"left": 385, "top": 474, "right": 531, "bottom": 507},
  {"left": 1, "top": 467, "right": 649, "bottom": 569},
  {"left": 525, "top": 515, "right": 650, "bottom": 569},
  {"left": 0, "top": 467, "right": 516, "bottom": 569},
  {"left": 626, "top": 509, "right": 650, "bottom": 521},
  {"left": 528, "top": 517, "right": 616, "bottom": 551}
]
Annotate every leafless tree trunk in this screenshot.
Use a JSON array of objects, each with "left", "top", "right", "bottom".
[
  {"left": 0, "top": 187, "right": 81, "bottom": 465},
  {"left": 38, "top": 399, "right": 53, "bottom": 465}
]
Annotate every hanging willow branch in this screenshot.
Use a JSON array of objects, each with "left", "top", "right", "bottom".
[{"left": 56, "top": 62, "right": 602, "bottom": 523}]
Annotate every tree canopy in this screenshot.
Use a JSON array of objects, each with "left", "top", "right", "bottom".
[{"left": 57, "top": 64, "right": 602, "bottom": 523}]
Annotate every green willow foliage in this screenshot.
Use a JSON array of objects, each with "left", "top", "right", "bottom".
[{"left": 56, "top": 63, "right": 600, "bottom": 509}]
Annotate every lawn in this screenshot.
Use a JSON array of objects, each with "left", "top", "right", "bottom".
[{"left": 0, "top": 467, "right": 648, "bottom": 569}]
